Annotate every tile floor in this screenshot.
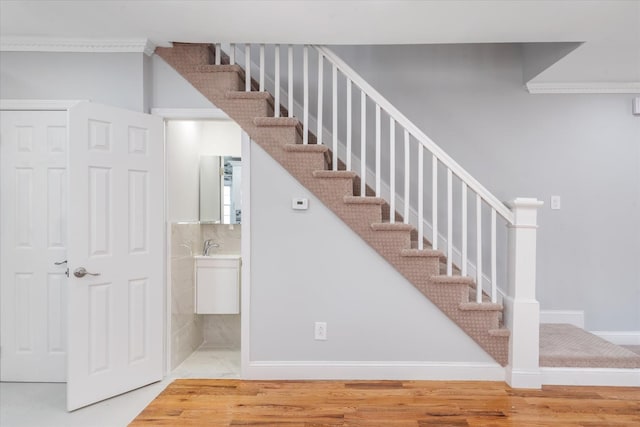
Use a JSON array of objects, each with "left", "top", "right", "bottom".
[{"left": 0, "top": 347, "right": 240, "bottom": 427}]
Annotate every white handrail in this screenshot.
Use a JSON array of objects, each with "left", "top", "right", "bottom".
[{"left": 314, "top": 45, "right": 514, "bottom": 224}]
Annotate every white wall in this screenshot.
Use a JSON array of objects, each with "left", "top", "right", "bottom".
[
  {"left": 328, "top": 44, "right": 640, "bottom": 331},
  {"left": 0, "top": 52, "right": 146, "bottom": 111},
  {"left": 150, "top": 54, "right": 213, "bottom": 109},
  {"left": 166, "top": 120, "right": 242, "bottom": 222},
  {"left": 250, "top": 142, "right": 494, "bottom": 362}
]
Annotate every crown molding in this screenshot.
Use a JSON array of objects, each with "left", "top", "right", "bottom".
[
  {"left": 526, "top": 81, "right": 640, "bottom": 94},
  {"left": 0, "top": 99, "right": 86, "bottom": 110},
  {"left": 0, "top": 37, "right": 158, "bottom": 56}
]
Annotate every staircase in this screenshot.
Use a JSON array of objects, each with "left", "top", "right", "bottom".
[{"left": 157, "top": 43, "right": 513, "bottom": 366}]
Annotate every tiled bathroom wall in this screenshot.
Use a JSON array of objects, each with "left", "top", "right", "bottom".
[
  {"left": 170, "top": 223, "right": 203, "bottom": 369},
  {"left": 171, "top": 223, "right": 242, "bottom": 369}
]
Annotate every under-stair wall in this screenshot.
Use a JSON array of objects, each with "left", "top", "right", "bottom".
[{"left": 249, "top": 141, "right": 500, "bottom": 372}]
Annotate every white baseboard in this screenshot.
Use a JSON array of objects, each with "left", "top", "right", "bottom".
[
  {"left": 539, "top": 310, "right": 584, "bottom": 328},
  {"left": 590, "top": 331, "right": 640, "bottom": 346},
  {"left": 505, "top": 366, "right": 542, "bottom": 389},
  {"left": 541, "top": 367, "right": 640, "bottom": 387},
  {"left": 244, "top": 361, "right": 504, "bottom": 382}
]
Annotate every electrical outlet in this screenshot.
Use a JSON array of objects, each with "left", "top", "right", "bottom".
[
  {"left": 551, "top": 195, "right": 561, "bottom": 210},
  {"left": 314, "top": 322, "right": 327, "bottom": 340}
]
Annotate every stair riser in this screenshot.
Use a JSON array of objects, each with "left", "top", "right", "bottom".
[
  {"left": 426, "top": 284, "right": 472, "bottom": 308},
  {"left": 184, "top": 71, "right": 244, "bottom": 98},
  {"left": 254, "top": 126, "right": 301, "bottom": 146},
  {"left": 219, "top": 99, "right": 274, "bottom": 125},
  {"left": 156, "top": 45, "right": 212, "bottom": 73},
  {"left": 334, "top": 204, "right": 383, "bottom": 227},
  {"left": 306, "top": 178, "right": 355, "bottom": 203},
  {"left": 456, "top": 310, "right": 501, "bottom": 332}
]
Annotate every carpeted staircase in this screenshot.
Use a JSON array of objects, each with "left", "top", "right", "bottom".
[{"left": 156, "top": 43, "right": 510, "bottom": 366}]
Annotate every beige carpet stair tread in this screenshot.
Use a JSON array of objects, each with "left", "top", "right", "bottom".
[
  {"left": 195, "top": 64, "right": 243, "bottom": 73},
  {"left": 488, "top": 328, "right": 511, "bottom": 337},
  {"left": 431, "top": 275, "right": 475, "bottom": 286},
  {"left": 312, "top": 170, "right": 357, "bottom": 179},
  {"left": 225, "top": 91, "right": 272, "bottom": 100},
  {"left": 254, "top": 117, "right": 299, "bottom": 127},
  {"left": 282, "top": 143, "right": 328, "bottom": 153},
  {"left": 371, "top": 222, "right": 414, "bottom": 231},
  {"left": 459, "top": 302, "right": 503, "bottom": 311},
  {"left": 400, "top": 248, "right": 443, "bottom": 258},
  {"left": 540, "top": 324, "right": 640, "bottom": 369},
  {"left": 343, "top": 196, "right": 385, "bottom": 205}
]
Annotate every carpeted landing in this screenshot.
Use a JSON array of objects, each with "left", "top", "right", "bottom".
[{"left": 540, "top": 323, "right": 640, "bottom": 368}]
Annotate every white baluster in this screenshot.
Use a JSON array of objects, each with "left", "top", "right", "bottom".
[
  {"left": 259, "top": 44, "right": 265, "bottom": 91},
  {"left": 346, "top": 78, "right": 352, "bottom": 171},
  {"left": 476, "top": 194, "right": 482, "bottom": 303},
  {"left": 332, "top": 64, "right": 338, "bottom": 171},
  {"left": 360, "top": 92, "right": 366, "bottom": 196},
  {"left": 317, "top": 52, "right": 323, "bottom": 145},
  {"left": 230, "top": 43, "right": 235, "bottom": 65},
  {"left": 288, "top": 45, "right": 293, "bottom": 117},
  {"left": 418, "top": 145, "right": 424, "bottom": 250},
  {"left": 447, "top": 168, "right": 453, "bottom": 275},
  {"left": 403, "top": 129, "right": 410, "bottom": 224},
  {"left": 491, "top": 208, "right": 497, "bottom": 303},
  {"left": 215, "top": 43, "right": 221, "bottom": 65},
  {"left": 461, "top": 182, "right": 468, "bottom": 276},
  {"left": 375, "top": 104, "right": 381, "bottom": 197},
  {"left": 303, "top": 45, "right": 308, "bottom": 145},
  {"left": 245, "top": 44, "right": 251, "bottom": 91},
  {"left": 274, "top": 44, "right": 280, "bottom": 117},
  {"left": 432, "top": 154, "right": 438, "bottom": 251},
  {"left": 390, "top": 118, "right": 395, "bottom": 224}
]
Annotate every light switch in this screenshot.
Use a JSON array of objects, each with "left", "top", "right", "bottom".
[
  {"left": 551, "top": 196, "right": 561, "bottom": 210},
  {"left": 292, "top": 198, "right": 309, "bottom": 210}
]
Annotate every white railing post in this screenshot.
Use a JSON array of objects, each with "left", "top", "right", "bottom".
[
  {"left": 274, "top": 44, "right": 280, "bottom": 116},
  {"left": 303, "top": 45, "right": 308, "bottom": 144},
  {"left": 504, "top": 197, "right": 543, "bottom": 389}
]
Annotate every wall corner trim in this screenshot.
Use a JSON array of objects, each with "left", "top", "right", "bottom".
[
  {"left": 0, "top": 36, "right": 159, "bottom": 56},
  {"left": 526, "top": 81, "right": 640, "bottom": 94}
]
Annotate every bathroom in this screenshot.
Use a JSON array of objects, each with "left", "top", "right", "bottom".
[{"left": 166, "top": 118, "right": 243, "bottom": 377}]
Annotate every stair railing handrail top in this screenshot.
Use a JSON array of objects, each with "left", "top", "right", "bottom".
[{"left": 313, "top": 45, "right": 514, "bottom": 225}]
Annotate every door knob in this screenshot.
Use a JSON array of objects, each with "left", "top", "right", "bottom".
[{"left": 73, "top": 267, "right": 100, "bottom": 278}]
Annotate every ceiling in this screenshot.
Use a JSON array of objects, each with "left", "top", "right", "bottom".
[
  {"left": 1, "top": 0, "right": 638, "bottom": 46},
  {"left": 1, "top": 0, "right": 638, "bottom": 89}
]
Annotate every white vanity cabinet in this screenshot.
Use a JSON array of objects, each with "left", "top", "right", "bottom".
[{"left": 194, "top": 255, "right": 241, "bottom": 314}]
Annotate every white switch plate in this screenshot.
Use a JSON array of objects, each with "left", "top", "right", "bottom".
[
  {"left": 292, "top": 198, "right": 309, "bottom": 210},
  {"left": 551, "top": 196, "right": 561, "bottom": 210},
  {"left": 314, "top": 322, "right": 327, "bottom": 340}
]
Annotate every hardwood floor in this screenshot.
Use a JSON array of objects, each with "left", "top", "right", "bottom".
[{"left": 130, "top": 379, "right": 640, "bottom": 426}]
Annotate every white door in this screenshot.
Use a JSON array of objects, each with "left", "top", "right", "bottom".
[
  {"left": 0, "top": 110, "right": 68, "bottom": 382},
  {"left": 66, "top": 102, "right": 164, "bottom": 411}
]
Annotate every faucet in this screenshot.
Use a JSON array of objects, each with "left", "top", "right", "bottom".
[{"left": 203, "top": 239, "right": 220, "bottom": 255}]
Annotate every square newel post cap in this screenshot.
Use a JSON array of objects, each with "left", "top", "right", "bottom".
[{"left": 507, "top": 198, "right": 544, "bottom": 227}]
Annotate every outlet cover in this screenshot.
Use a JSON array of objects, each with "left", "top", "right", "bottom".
[
  {"left": 551, "top": 196, "right": 561, "bottom": 210},
  {"left": 314, "top": 322, "right": 327, "bottom": 340}
]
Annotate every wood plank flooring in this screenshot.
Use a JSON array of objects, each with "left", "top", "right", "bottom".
[{"left": 130, "top": 379, "right": 640, "bottom": 426}]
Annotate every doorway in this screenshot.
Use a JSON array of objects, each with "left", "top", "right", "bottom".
[{"left": 160, "top": 110, "right": 245, "bottom": 378}]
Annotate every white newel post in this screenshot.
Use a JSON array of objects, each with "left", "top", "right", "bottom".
[{"left": 505, "top": 198, "right": 543, "bottom": 389}]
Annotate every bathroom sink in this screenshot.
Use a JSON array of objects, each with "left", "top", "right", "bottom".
[{"left": 194, "top": 254, "right": 241, "bottom": 260}]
